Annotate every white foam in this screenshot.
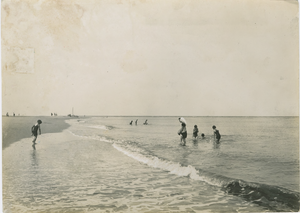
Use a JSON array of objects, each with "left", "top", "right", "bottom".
[
  {"left": 112, "top": 143, "right": 226, "bottom": 187},
  {"left": 67, "top": 126, "right": 224, "bottom": 187},
  {"left": 113, "top": 144, "right": 200, "bottom": 179},
  {"left": 67, "top": 130, "right": 113, "bottom": 143},
  {"left": 87, "top": 125, "right": 109, "bottom": 130}
]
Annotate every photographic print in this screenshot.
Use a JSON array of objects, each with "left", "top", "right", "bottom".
[{"left": 2, "top": 0, "right": 299, "bottom": 212}]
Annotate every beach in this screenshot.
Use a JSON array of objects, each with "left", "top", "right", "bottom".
[
  {"left": 2, "top": 116, "right": 299, "bottom": 212},
  {"left": 2, "top": 116, "right": 131, "bottom": 213},
  {"left": 2, "top": 116, "right": 70, "bottom": 150},
  {"left": 3, "top": 116, "right": 222, "bottom": 213}
]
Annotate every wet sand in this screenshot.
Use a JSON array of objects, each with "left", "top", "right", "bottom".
[
  {"left": 2, "top": 119, "right": 178, "bottom": 213},
  {"left": 2, "top": 116, "right": 71, "bottom": 150},
  {"left": 2, "top": 116, "right": 276, "bottom": 213}
]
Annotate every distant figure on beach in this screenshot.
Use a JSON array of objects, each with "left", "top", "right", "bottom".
[
  {"left": 6, "top": 112, "right": 9, "bottom": 116},
  {"left": 13, "top": 112, "right": 15, "bottom": 116},
  {"left": 129, "top": 120, "right": 133, "bottom": 125},
  {"left": 212, "top": 125, "right": 221, "bottom": 143},
  {"left": 178, "top": 118, "right": 187, "bottom": 146},
  {"left": 31, "top": 120, "right": 42, "bottom": 150},
  {"left": 143, "top": 120, "right": 148, "bottom": 125},
  {"left": 135, "top": 119, "right": 138, "bottom": 125},
  {"left": 201, "top": 133, "right": 205, "bottom": 139},
  {"left": 193, "top": 125, "right": 199, "bottom": 140},
  {"left": 51, "top": 113, "right": 53, "bottom": 116}
]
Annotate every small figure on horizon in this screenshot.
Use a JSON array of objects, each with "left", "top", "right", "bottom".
[
  {"left": 31, "top": 120, "right": 42, "bottom": 150},
  {"left": 13, "top": 112, "right": 15, "bottom": 116},
  {"left": 193, "top": 125, "right": 199, "bottom": 140},
  {"left": 6, "top": 112, "right": 9, "bottom": 116},
  {"left": 135, "top": 119, "right": 138, "bottom": 125},
  {"left": 129, "top": 120, "right": 133, "bottom": 125},
  {"left": 178, "top": 118, "right": 187, "bottom": 146},
  {"left": 51, "top": 113, "right": 53, "bottom": 116},
  {"left": 143, "top": 120, "right": 148, "bottom": 125},
  {"left": 201, "top": 133, "right": 205, "bottom": 139},
  {"left": 212, "top": 125, "right": 221, "bottom": 143}
]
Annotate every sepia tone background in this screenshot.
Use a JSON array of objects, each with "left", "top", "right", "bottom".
[
  {"left": 1, "top": 1, "right": 299, "bottom": 212},
  {"left": 2, "top": 0, "right": 299, "bottom": 116}
]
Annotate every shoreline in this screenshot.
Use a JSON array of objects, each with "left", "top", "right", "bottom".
[{"left": 2, "top": 116, "right": 73, "bottom": 150}]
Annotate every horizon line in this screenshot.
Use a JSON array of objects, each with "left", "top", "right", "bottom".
[{"left": 2, "top": 115, "right": 299, "bottom": 117}]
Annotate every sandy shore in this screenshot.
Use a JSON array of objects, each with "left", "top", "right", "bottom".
[
  {"left": 2, "top": 116, "right": 71, "bottom": 150},
  {"left": 2, "top": 117, "right": 155, "bottom": 213}
]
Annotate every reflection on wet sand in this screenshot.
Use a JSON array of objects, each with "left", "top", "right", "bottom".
[{"left": 31, "top": 150, "right": 38, "bottom": 167}]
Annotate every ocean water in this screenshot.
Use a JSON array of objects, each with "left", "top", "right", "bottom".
[{"left": 2, "top": 116, "right": 299, "bottom": 212}]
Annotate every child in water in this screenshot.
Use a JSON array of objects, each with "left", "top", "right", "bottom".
[
  {"left": 212, "top": 125, "right": 221, "bottom": 143},
  {"left": 193, "top": 125, "right": 199, "bottom": 140},
  {"left": 31, "top": 120, "right": 42, "bottom": 149}
]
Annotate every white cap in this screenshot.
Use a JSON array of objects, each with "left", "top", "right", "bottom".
[{"left": 179, "top": 117, "right": 187, "bottom": 124}]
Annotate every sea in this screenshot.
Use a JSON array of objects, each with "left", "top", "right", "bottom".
[{"left": 2, "top": 116, "right": 300, "bottom": 212}]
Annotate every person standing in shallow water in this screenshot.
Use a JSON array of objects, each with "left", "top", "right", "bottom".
[
  {"left": 212, "top": 125, "right": 221, "bottom": 143},
  {"left": 193, "top": 125, "right": 199, "bottom": 140},
  {"left": 31, "top": 120, "right": 42, "bottom": 149},
  {"left": 178, "top": 118, "right": 187, "bottom": 146}
]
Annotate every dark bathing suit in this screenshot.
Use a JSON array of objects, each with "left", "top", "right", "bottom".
[
  {"left": 193, "top": 130, "right": 198, "bottom": 138},
  {"left": 215, "top": 130, "right": 221, "bottom": 140},
  {"left": 32, "top": 125, "right": 39, "bottom": 137},
  {"left": 180, "top": 123, "right": 187, "bottom": 139}
]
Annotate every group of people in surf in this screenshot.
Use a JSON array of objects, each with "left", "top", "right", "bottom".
[
  {"left": 177, "top": 117, "right": 221, "bottom": 146},
  {"left": 129, "top": 119, "right": 148, "bottom": 125}
]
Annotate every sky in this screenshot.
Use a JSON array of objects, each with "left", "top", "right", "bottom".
[{"left": 1, "top": 0, "right": 299, "bottom": 116}]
